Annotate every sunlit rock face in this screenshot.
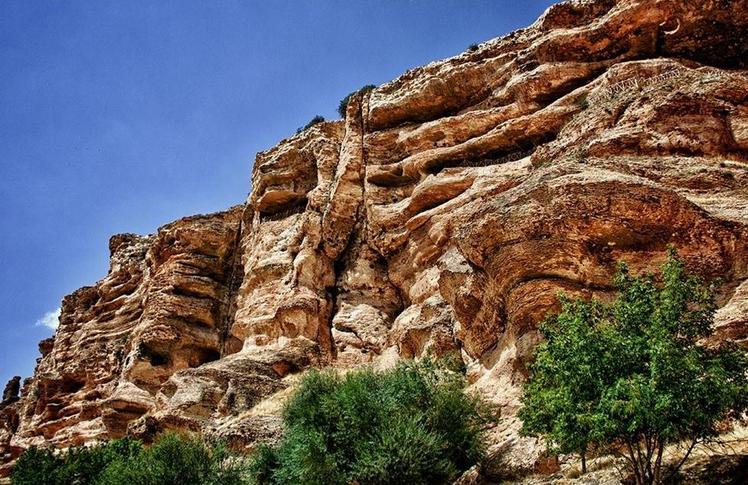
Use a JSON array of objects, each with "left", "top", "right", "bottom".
[{"left": 2, "top": 0, "right": 748, "bottom": 478}]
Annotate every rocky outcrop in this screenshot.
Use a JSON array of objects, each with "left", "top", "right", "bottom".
[
  {"left": 1, "top": 378, "right": 19, "bottom": 407},
  {"left": 3, "top": 0, "right": 748, "bottom": 479}
]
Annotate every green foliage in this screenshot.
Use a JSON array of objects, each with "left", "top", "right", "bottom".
[
  {"left": 296, "top": 115, "right": 325, "bottom": 133},
  {"left": 12, "top": 433, "right": 249, "bottom": 485},
  {"left": 11, "top": 447, "right": 64, "bottom": 485},
  {"left": 577, "top": 93, "right": 589, "bottom": 109},
  {"left": 12, "top": 438, "right": 142, "bottom": 485},
  {"left": 337, "top": 84, "right": 375, "bottom": 118},
  {"left": 247, "top": 443, "right": 280, "bottom": 485},
  {"left": 519, "top": 248, "right": 748, "bottom": 484},
  {"left": 249, "top": 359, "right": 493, "bottom": 485}
]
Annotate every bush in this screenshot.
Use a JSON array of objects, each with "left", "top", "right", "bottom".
[
  {"left": 577, "top": 93, "right": 589, "bottom": 109},
  {"left": 296, "top": 115, "right": 325, "bottom": 133},
  {"left": 12, "top": 438, "right": 142, "bottom": 485},
  {"left": 249, "top": 359, "right": 493, "bottom": 485},
  {"left": 468, "top": 43, "right": 479, "bottom": 52},
  {"left": 11, "top": 447, "right": 63, "bottom": 485},
  {"left": 337, "top": 84, "right": 376, "bottom": 118},
  {"left": 12, "top": 433, "right": 249, "bottom": 485},
  {"left": 519, "top": 248, "right": 748, "bottom": 484}
]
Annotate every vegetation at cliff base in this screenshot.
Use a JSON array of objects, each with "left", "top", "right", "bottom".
[
  {"left": 12, "top": 433, "right": 249, "bottom": 485},
  {"left": 249, "top": 358, "right": 494, "bottom": 485},
  {"left": 518, "top": 248, "right": 748, "bottom": 485},
  {"left": 12, "top": 360, "right": 492, "bottom": 485},
  {"left": 337, "top": 84, "right": 376, "bottom": 118}
]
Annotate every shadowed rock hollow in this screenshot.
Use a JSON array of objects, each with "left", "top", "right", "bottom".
[{"left": 2, "top": 0, "right": 748, "bottom": 480}]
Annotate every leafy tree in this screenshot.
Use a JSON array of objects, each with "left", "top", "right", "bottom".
[
  {"left": 519, "top": 248, "right": 748, "bottom": 484},
  {"left": 518, "top": 296, "right": 606, "bottom": 473},
  {"left": 337, "top": 84, "right": 376, "bottom": 118},
  {"left": 249, "top": 358, "right": 494, "bottom": 484}
]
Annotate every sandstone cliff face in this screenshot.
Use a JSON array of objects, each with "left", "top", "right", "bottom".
[{"left": 2, "top": 0, "right": 748, "bottom": 479}]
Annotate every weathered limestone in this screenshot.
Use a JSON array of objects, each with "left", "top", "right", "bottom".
[{"left": 2, "top": 0, "right": 747, "bottom": 479}]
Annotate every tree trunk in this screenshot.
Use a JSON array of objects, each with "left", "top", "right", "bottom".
[
  {"left": 627, "top": 440, "right": 644, "bottom": 485},
  {"left": 653, "top": 443, "right": 664, "bottom": 484}
]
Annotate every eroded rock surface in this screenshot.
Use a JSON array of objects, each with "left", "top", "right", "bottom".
[{"left": 2, "top": 0, "right": 748, "bottom": 479}]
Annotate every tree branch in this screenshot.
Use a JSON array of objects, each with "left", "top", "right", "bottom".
[{"left": 666, "top": 437, "right": 698, "bottom": 481}]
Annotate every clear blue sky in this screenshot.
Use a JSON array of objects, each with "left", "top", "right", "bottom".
[{"left": 0, "top": 0, "right": 555, "bottom": 386}]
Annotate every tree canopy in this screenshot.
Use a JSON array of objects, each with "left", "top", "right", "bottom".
[{"left": 519, "top": 249, "right": 748, "bottom": 484}]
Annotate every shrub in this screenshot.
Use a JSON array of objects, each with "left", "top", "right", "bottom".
[
  {"left": 337, "top": 84, "right": 376, "bottom": 118},
  {"left": 519, "top": 248, "right": 748, "bottom": 484},
  {"left": 468, "top": 43, "right": 479, "bottom": 52},
  {"left": 296, "top": 115, "right": 325, "bottom": 134},
  {"left": 249, "top": 359, "right": 493, "bottom": 484},
  {"left": 12, "top": 438, "right": 142, "bottom": 485},
  {"left": 11, "top": 446, "right": 63, "bottom": 485},
  {"left": 12, "top": 433, "right": 249, "bottom": 485},
  {"left": 577, "top": 93, "right": 589, "bottom": 109}
]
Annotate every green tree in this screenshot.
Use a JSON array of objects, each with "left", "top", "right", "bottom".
[
  {"left": 519, "top": 249, "right": 748, "bottom": 484},
  {"left": 518, "top": 296, "right": 607, "bottom": 473},
  {"left": 249, "top": 358, "right": 493, "bottom": 485}
]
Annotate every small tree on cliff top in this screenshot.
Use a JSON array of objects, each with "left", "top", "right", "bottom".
[
  {"left": 337, "top": 84, "right": 375, "bottom": 118},
  {"left": 296, "top": 115, "right": 325, "bottom": 133},
  {"left": 519, "top": 249, "right": 748, "bottom": 484}
]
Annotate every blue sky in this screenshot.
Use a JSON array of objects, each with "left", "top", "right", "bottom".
[{"left": 0, "top": 0, "right": 555, "bottom": 386}]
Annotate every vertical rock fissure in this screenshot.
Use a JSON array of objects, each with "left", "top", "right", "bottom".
[
  {"left": 326, "top": 93, "right": 369, "bottom": 359},
  {"left": 218, "top": 207, "right": 246, "bottom": 357}
]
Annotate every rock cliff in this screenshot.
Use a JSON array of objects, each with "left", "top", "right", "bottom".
[{"left": 2, "top": 0, "right": 748, "bottom": 479}]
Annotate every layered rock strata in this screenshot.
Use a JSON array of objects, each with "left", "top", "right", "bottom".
[{"left": 2, "top": 0, "right": 748, "bottom": 479}]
